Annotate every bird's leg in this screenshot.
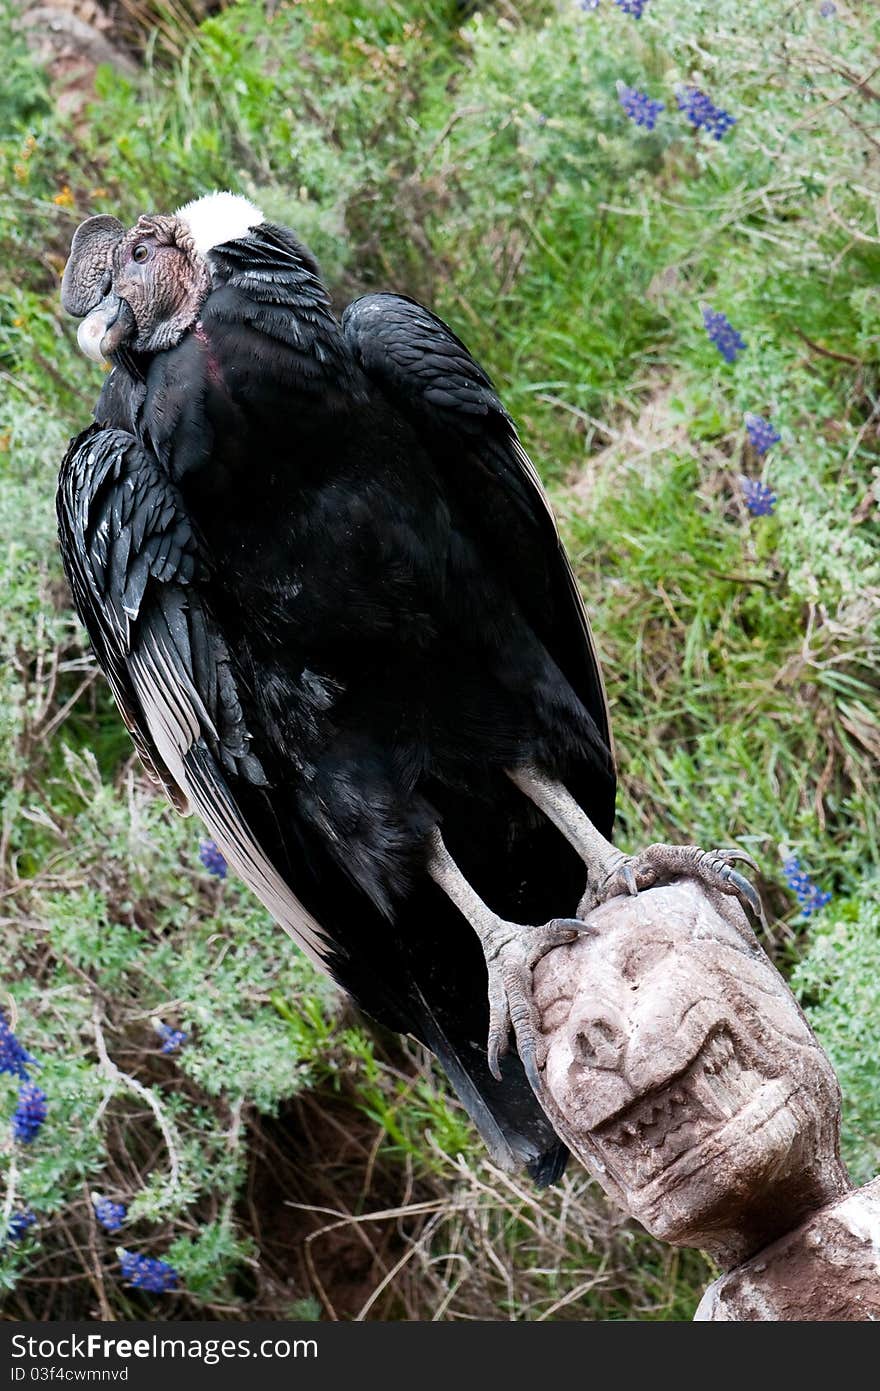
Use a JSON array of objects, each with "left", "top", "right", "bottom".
[
  {"left": 508, "top": 765, "right": 766, "bottom": 928},
  {"left": 426, "top": 828, "right": 587, "bottom": 1092}
]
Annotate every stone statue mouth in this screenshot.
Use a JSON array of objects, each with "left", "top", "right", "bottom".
[{"left": 592, "top": 1027, "right": 796, "bottom": 1195}]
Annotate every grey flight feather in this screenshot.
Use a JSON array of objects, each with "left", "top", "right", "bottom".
[{"left": 56, "top": 423, "right": 329, "bottom": 968}]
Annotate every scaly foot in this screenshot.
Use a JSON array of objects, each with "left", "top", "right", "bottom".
[
  {"left": 579, "top": 844, "right": 766, "bottom": 929},
  {"left": 482, "top": 917, "right": 593, "bottom": 1092}
]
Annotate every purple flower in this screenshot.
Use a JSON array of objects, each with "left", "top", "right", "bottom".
[
  {"left": 11, "top": 1082, "right": 47, "bottom": 1143},
  {"left": 819, "top": 2, "right": 836, "bottom": 15},
  {"left": 739, "top": 477, "right": 777, "bottom": 517},
  {"left": 617, "top": 84, "right": 665, "bottom": 131},
  {"left": 783, "top": 857, "right": 832, "bottom": 917},
  {"left": 118, "top": 1248, "right": 179, "bottom": 1293},
  {"left": 615, "top": 0, "right": 649, "bottom": 15},
  {"left": 744, "top": 413, "right": 782, "bottom": 455},
  {"left": 152, "top": 1020, "right": 187, "bottom": 1055},
  {"left": 198, "top": 840, "right": 227, "bottom": 879},
  {"left": 0, "top": 1010, "right": 36, "bottom": 1080},
  {"left": 676, "top": 86, "right": 736, "bottom": 141},
  {"left": 708, "top": 109, "right": 736, "bottom": 141},
  {"left": 702, "top": 305, "right": 747, "bottom": 363},
  {"left": 7, "top": 1209, "right": 37, "bottom": 1242},
  {"left": 92, "top": 1194, "right": 126, "bottom": 1233}
]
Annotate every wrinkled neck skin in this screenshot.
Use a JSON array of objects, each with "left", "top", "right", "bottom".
[{"left": 93, "top": 223, "right": 361, "bottom": 481}]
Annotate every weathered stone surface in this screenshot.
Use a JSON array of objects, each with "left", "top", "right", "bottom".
[
  {"left": 532, "top": 879, "right": 848, "bottom": 1270},
  {"left": 695, "top": 1179, "right": 880, "bottom": 1320},
  {"left": 17, "top": 0, "right": 136, "bottom": 120}
]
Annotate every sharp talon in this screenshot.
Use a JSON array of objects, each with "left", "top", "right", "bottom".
[
  {"left": 725, "top": 868, "right": 759, "bottom": 910},
  {"left": 479, "top": 917, "right": 568, "bottom": 1090},
  {"left": 521, "top": 1045, "right": 542, "bottom": 1097},
  {"left": 590, "top": 840, "right": 769, "bottom": 936},
  {"left": 549, "top": 916, "right": 597, "bottom": 939},
  {"left": 718, "top": 847, "right": 761, "bottom": 874}
]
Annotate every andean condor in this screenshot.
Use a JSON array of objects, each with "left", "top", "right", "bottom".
[{"left": 57, "top": 193, "right": 760, "bottom": 1182}]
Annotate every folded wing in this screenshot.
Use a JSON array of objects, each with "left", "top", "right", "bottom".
[
  {"left": 56, "top": 425, "right": 329, "bottom": 968},
  {"left": 342, "top": 293, "right": 615, "bottom": 825}
]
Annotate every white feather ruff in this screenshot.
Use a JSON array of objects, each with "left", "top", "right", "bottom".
[{"left": 175, "top": 191, "right": 265, "bottom": 255}]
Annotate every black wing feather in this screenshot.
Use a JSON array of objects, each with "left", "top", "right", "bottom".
[
  {"left": 56, "top": 424, "right": 329, "bottom": 968},
  {"left": 341, "top": 293, "right": 615, "bottom": 808}
]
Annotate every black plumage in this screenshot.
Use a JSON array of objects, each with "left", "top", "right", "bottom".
[{"left": 57, "top": 208, "right": 615, "bottom": 1182}]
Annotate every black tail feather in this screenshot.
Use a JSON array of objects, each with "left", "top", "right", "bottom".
[{"left": 412, "top": 985, "right": 568, "bottom": 1184}]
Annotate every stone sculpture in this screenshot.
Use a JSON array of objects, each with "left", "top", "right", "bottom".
[{"left": 530, "top": 878, "right": 880, "bottom": 1320}]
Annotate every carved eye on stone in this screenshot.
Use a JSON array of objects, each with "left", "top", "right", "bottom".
[
  {"left": 574, "top": 1017, "right": 624, "bottom": 1068},
  {"left": 622, "top": 938, "right": 673, "bottom": 983},
  {"left": 132, "top": 243, "right": 151, "bottom": 264}
]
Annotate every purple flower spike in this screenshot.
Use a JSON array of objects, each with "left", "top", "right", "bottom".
[
  {"left": 0, "top": 1010, "right": 37, "bottom": 1080},
  {"left": 152, "top": 1020, "right": 187, "bottom": 1055},
  {"left": 92, "top": 1194, "right": 127, "bottom": 1233},
  {"left": 617, "top": 84, "right": 665, "bottom": 131},
  {"left": 744, "top": 413, "right": 782, "bottom": 455},
  {"left": 702, "top": 305, "right": 747, "bottom": 363},
  {"left": 783, "top": 856, "right": 832, "bottom": 917},
  {"left": 198, "top": 840, "right": 227, "bottom": 879},
  {"left": 7, "top": 1209, "right": 37, "bottom": 1242},
  {"left": 739, "top": 477, "right": 777, "bottom": 517},
  {"left": 677, "top": 86, "right": 736, "bottom": 141},
  {"left": 615, "top": 0, "right": 649, "bottom": 15},
  {"left": 12, "top": 1083, "right": 47, "bottom": 1143},
  {"left": 118, "top": 1249, "right": 179, "bottom": 1293}
]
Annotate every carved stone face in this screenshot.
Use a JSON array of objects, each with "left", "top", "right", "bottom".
[{"left": 533, "top": 883, "right": 846, "bottom": 1262}]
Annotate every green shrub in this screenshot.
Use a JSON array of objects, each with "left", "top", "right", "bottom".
[
  {"left": 793, "top": 883, "right": 880, "bottom": 1185},
  {"left": 1, "top": 0, "right": 878, "bottom": 1319}
]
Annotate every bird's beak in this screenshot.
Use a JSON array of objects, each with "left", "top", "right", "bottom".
[{"left": 76, "top": 294, "right": 136, "bottom": 364}]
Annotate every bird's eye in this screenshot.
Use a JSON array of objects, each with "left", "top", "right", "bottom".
[{"left": 132, "top": 243, "right": 150, "bottom": 264}]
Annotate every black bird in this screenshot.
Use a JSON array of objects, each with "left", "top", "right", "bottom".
[{"left": 58, "top": 193, "right": 761, "bottom": 1181}]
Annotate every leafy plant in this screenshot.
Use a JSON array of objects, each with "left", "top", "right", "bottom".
[{"left": 1, "top": 0, "right": 878, "bottom": 1320}]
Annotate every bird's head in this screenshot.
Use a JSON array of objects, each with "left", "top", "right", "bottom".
[{"left": 61, "top": 192, "right": 265, "bottom": 365}]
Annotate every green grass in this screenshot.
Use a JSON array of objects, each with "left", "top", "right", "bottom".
[{"left": 1, "top": 0, "right": 878, "bottom": 1320}]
